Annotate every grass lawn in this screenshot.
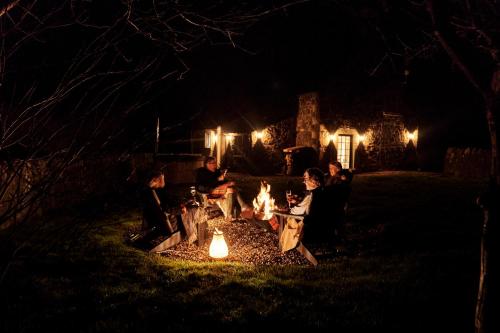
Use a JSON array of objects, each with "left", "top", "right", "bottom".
[{"left": 0, "top": 171, "right": 486, "bottom": 332}]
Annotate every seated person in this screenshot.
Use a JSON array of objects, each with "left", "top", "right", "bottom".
[
  {"left": 195, "top": 156, "right": 250, "bottom": 221},
  {"left": 324, "top": 161, "right": 352, "bottom": 199},
  {"left": 287, "top": 168, "right": 324, "bottom": 215},
  {"left": 325, "top": 161, "right": 349, "bottom": 186},
  {"left": 281, "top": 167, "right": 331, "bottom": 251},
  {"left": 323, "top": 160, "right": 353, "bottom": 248},
  {"left": 142, "top": 171, "right": 183, "bottom": 235},
  {"left": 141, "top": 169, "right": 200, "bottom": 244}
]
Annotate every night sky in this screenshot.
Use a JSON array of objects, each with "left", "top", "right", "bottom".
[
  {"left": 1, "top": 1, "right": 492, "bottom": 167},
  {"left": 161, "top": 1, "right": 490, "bottom": 161}
]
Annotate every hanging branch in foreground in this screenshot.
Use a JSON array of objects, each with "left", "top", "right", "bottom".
[{"left": 0, "top": 0, "right": 307, "bottom": 228}]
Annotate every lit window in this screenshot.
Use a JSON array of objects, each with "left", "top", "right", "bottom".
[{"left": 337, "top": 135, "right": 352, "bottom": 169}]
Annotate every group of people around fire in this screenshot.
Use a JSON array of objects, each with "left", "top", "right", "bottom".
[{"left": 136, "top": 156, "right": 353, "bottom": 255}]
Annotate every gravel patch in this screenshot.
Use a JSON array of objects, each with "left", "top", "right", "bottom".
[{"left": 158, "top": 216, "right": 310, "bottom": 266}]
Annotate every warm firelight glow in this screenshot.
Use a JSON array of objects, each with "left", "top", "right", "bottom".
[
  {"left": 256, "top": 131, "right": 264, "bottom": 140},
  {"left": 209, "top": 228, "right": 228, "bottom": 258},
  {"left": 329, "top": 134, "right": 335, "bottom": 142},
  {"left": 408, "top": 133, "right": 415, "bottom": 140},
  {"left": 358, "top": 134, "right": 365, "bottom": 142},
  {"left": 252, "top": 181, "right": 275, "bottom": 220}
]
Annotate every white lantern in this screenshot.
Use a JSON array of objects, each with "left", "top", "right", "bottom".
[{"left": 209, "top": 228, "right": 228, "bottom": 258}]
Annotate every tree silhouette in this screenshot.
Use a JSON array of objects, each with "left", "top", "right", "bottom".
[
  {"left": 354, "top": 142, "right": 371, "bottom": 172},
  {"left": 249, "top": 140, "right": 273, "bottom": 176},
  {"left": 0, "top": 0, "right": 304, "bottom": 228},
  {"left": 357, "top": 2, "right": 500, "bottom": 331}
]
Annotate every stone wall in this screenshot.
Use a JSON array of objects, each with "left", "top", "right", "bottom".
[
  {"left": 156, "top": 154, "right": 205, "bottom": 184},
  {"left": 1, "top": 155, "right": 137, "bottom": 228},
  {"left": 366, "top": 113, "right": 406, "bottom": 170},
  {"left": 443, "top": 147, "right": 490, "bottom": 179},
  {"left": 263, "top": 117, "right": 296, "bottom": 172},
  {"left": 318, "top": 112, "right": 411, "bottom": 171},
  {"left": 264, "top": 117, "right": 296, "bottom": 150},
  {"left": 1, "top": 152, "right": 208, "bottom": 228},
  {"left": 296, "top": 92, "right": 320, "bottom": 149},
  {"left": 47, "top": 155, "right": 140, "bottom": 209}
]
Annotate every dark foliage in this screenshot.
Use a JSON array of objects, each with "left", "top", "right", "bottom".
[{"left": 320, "top": 141, "right": 338, "bottom": 172}]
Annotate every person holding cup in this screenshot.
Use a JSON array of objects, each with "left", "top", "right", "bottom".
[{"left": 195, "top": 156, "right": 251, "bottom": 221}]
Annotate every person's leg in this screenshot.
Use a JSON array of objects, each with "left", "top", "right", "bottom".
[
  {"left": 235, "top": 192, "right": 251, "bottom": 211},
  {"left": 216, "top": 197, "right": 229, "bottom": 218},
  {"left": 219, "top": 190, "right": 234, "bottom": 220}
]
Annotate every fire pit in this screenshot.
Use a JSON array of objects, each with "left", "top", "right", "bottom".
[
  {"left": 157, "top": 215, "right": 310, "bottom": 265},
  {"left": 252, "top": 181, "right": 275, "bottom": 220},
  {"left": 250, "top": 180, "right": 280, "bottom": 232},
  {"left": 141, "top": 181, "right": 311, "bottom": 265}
]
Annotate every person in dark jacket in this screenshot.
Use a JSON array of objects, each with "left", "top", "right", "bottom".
[
  {"left": 141, "top": 169, "right": 182, "bottom": 235},
  {"left": 286, "top": 167, "right": 331, "bottom": 245},
  {"left": 324, "top": 160, "right": 353, "bottom": 249},
  {"left": 195, "top": 156, "right": 250, "bottom": 221}
]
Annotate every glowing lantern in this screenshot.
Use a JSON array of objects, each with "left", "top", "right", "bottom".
[
  {"left": 358, "top": 134, "right": 365, "bottom": 143},
  {"left": 209, "top": 228, "right": 228, "bottom": 258},
  {"left": 408, "top": 133, "right": 415, "bottom": 140},
  {"left": 256, "top": 131, "right": 264, "bottom": 140},
  {"left": 329, "top": 134, "right": 335, "bottom": 142}
]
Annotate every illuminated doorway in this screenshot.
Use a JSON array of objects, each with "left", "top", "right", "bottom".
[{"left": 337, "top": 135, "right": 352, "bottom": 169}]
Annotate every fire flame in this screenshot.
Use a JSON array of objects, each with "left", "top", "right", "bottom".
[{"left": 252, "top": 181, "right": 275, "bottom": 220}]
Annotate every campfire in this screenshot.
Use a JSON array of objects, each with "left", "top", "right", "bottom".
[{"left": 252, "top": 180, "right": 275, "bottom": 220}]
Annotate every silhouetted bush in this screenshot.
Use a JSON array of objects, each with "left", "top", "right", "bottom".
[
  {"left": 320, "top": 141, "right": 337, "bottom": 172},
  {"left": 355, "top": 142, "right": 372, "bottom": 171},
  {"left": 248, "top": 140, "right": 273, "bottom": 175},
  {"left": 401, "top": 140, "right": 418, "bottom": 170}
]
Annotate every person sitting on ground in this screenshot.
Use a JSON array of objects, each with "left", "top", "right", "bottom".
[{"left": 195, "top": 156, "right": 251, "bottom": 221}]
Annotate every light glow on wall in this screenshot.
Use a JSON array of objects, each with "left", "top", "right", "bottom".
[
  {"left": 225, "top": 133, "right": 234, "bottom": 144},
  {"left": 251, "top": 129, "right": 269, "bottom": 145},
  {"left": 404, "top": 129, "right": 419, "bottom": 146}
]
